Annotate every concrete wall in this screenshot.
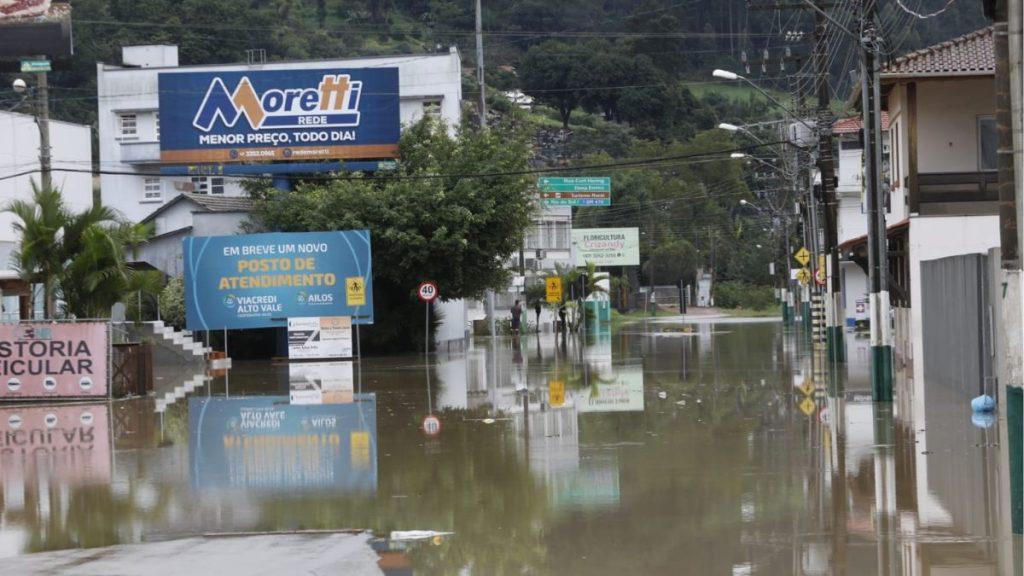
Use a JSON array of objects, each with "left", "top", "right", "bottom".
[
  {"left": 98, "top": 48, "right": 463, "bottom": 223},
  {"left": 0, "top": 111, "right": 92, "bottom": 247}
]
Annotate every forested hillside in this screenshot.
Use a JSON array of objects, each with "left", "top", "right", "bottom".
[{"left": 40, "top": 0, "right": 989, "bottom": 129}]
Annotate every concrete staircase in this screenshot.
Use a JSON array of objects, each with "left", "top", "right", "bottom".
[{"left": 144, "top": 320, "right": 213, "bottom": 357}]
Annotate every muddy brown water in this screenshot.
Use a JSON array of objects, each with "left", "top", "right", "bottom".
[{"left": 0, "top": 318, "right": 1019, "bottom": 575}]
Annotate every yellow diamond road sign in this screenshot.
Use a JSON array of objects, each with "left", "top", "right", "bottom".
[
  {"left": 799, "top": 397, "right": 816, "bottom": 416},
  {"left": 794, "top": 247, "right": 811, "bottom": 266},
  {"left": 800, "top": 380, "right": 814, "bottom": 396}
]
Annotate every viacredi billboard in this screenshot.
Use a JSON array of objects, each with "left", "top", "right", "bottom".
[
  {"left": 183, "top": 230, "right": 373, "bottom": 331},
  {"left": 158, "top": 67, "right": 400, "bottom": 164},
  {"left": 572, "top": 227, "right": 640, "bottom": 267}
]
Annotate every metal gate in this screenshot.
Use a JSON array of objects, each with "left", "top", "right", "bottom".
[{"left": 920, "top": 253, "right": 993, "bottom": 398}]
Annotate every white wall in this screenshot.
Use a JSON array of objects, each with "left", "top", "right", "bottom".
[
  {"left": 0, "top": 111, "right": 92, "bottom": 261},
  {"left": 98, "top": 48, "right": 463, "bottom": 224},
  {"left": 914, "top": 78, "right": 995, "bottom": 174},
  {"left": 908, "top": 215, "right": 1000, "bottom": 381}
]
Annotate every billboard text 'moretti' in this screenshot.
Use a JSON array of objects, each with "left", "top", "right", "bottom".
[
  {"left": 183, "top": 231, "right": 373, "bottom": 331},
  {"left": 158, "top": 67, "right": 399, "bottom": 164}
]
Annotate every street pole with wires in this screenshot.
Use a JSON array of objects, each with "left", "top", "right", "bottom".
[
  {"left": 813, "top": 5, "right": 844, "bottom": 363},
  {"left": 475, "top": 0, "right": 498, "bottom": 338},
  {"left": 859, "top": 0, "right": 893, "bottom": 401}
]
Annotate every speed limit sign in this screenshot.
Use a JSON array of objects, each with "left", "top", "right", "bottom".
[{"left": 418, "top": 281, "right": 439, "bottom": 302}]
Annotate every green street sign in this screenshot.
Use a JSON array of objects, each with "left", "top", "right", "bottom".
[
  {"left": 537, "top": 177, "right": 611, "bottom": 193},
  {"left": 20, "top": 59, "right": 51, "bottom": 73}
]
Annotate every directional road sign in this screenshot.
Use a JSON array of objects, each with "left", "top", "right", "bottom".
[
  {"left": 794, "top": 247, "right": 811, "bottom": 266},
  {"left": 538, "top": 177, "right": 611, "bottom": 207}
]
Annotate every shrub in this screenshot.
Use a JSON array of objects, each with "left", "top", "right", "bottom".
[{"left": 714, "top": 281, "right": 774, "bottom": 310}]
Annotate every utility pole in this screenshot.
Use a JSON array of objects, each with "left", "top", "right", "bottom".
[
  {"left": 475, "top": 0, "right": 497, "bottom": 337},
  {"left": 813, "top": 8, "right": 843, "bottom": 362},
  {"left": 858, "top": 0, "right": 892, "bottom": 400},
  {"left": 36, "top": 66, "right": 52, "bottom": 192}
]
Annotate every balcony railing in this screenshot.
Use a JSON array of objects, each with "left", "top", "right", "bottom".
[
  {"left": 917, "top": 171, "right": 998, "bottom": 203},
  {"left": 120, "top": 141, "right": 161, "bottom": 164}
]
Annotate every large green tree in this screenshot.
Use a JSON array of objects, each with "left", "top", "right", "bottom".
[{"left": 248, "top": 118, "right": 536, "bottom": 352}]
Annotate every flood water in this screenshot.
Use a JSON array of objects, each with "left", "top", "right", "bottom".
[{"left": 0, "top": 317, "right": 1020, "bottom": 575}]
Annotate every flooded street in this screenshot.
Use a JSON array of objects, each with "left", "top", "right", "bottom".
[{"left": 1, "top": 318, "right": 1020, "bottom": 575}]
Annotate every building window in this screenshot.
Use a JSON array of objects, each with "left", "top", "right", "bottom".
[
  {"left": 978, "top": 115, "right": 997, "bottom": 171},
  {"left": 422, "top": 99, "right": 442, "bottom": 119},
  {"left": 118, "top": 113, "right": 138, "bottom": 139},
  {"left": 154, "top": 112, "right": 160, "bottom": 140},
  {"left": 143, "top": 177, "right": 162, "bottom": 202},
  {"left": 191, "top": 176, "right": 225, "bottom": 195}
]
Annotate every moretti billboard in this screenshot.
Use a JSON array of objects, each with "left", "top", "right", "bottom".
[
  {"left": 183, "top": 230, "right": 373, "bottom": 331},
  {"left": 158, "top": 67, "right": 399, "bottom": 164}
]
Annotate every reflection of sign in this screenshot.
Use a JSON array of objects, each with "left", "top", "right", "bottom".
[
  {"left": 796, "top": 268, "right": 812, "bottom": 285},
  {"left": 572, "top": 228, "right": 640, "bottom": 267},
  {"left": 573, "top": 366, "right": 644, "bottom": 413},
  {"left": 289, "top": 361, "right": 354, "bottom": 404},
  {"left": 189, "top": 395, "right": 377, "bottom": 492},
  {"left": 548, "top": 380, "right": 565, "bottom": 407},
  {"left": 799, "top": 396, "right": 816, "bottom": 416},
  {"left": 158, "top": 67, "right": 400, "bottom": 164},
  {"left": 287, "top": 316, "right": 352, "bottom": 359},
  {"left": 422, "top": 414, "right": 441, "bottom": 436},
  {"left": 799, "top": 379, "right": 814, "bottom": 396},
  {"left": 345, "top": 277, "right": 366, "bottom": 306},
  {"left": 794, "top": 247, "right": 810, "bottom": 266},
  {"left": 417, "top": 281, "right": 438, "bottom": 302},
  {"left": 0, "top": 322, "right": 109, "bottom": 399},
  {"left": 183, "top": 230, "right": 373, "bottom": 331},
  {"left": 538, "top": 177, "right": 611, "bottom": 206},
  {"left": 546, "top": 277, "right": 562, "bottom": 303},
  {"left": 0, "top": 403, "right": 111, "bottom": 486}
]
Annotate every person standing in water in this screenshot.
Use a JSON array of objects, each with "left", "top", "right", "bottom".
[
  {"left": 510, "top": 300, "right": 522, "bottom": 336},
  {"left": 534, "top": 301, "right": 542, "bottom": 332}
]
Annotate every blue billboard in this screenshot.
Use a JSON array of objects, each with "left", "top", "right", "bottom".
[
  {"left": 183, "top": 230, "right": 373, "bottom": 331},
  {"left": 158, "top": 67, "right": 400, "bottom": 164},
  {"left": 188, "top": 395, "right": 377, "bottom": 492}
]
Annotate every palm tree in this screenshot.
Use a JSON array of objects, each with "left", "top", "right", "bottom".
[{"left": 4, "top": 182, "right": 156, "bottom": 319}]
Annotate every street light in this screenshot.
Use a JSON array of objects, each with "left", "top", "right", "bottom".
[
  {"left": 731, "top": 152, "right": 790, "bottom": 178},
  {"left": 711, "top": 69, "right": 815, "bottom": 133},
  {"left": 719, "top": 122, "right": 767, "bottom": 145}
]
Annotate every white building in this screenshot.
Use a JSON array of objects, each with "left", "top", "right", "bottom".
[
  {"left": 97, "top": 45, "right": 463, "bottom": 223},
  {"left": 0, "top": 110, "right": 92, "bottom": 320},
  {"left": 96, "top": 44, "right": 470, "bottom": 344}
]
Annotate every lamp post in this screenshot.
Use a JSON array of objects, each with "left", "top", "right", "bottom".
[
  {"left": 712, "top": 69, "right": 816, "bottom": 134},
  {"left": 718, "top": 122, "right": 767, "bottom": 145},
  {"left": 11, "top": 76, "right": 51, "bottom": 191},
  {"left": 740, "top": 199, "right": 793, "bottom": 325}
]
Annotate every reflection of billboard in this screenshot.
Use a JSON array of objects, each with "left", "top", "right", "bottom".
[
  {"left": 0, "top": 403, "right": 112, "bottom": 492},
  {"left": 0, "top": 2, "right": 72, "bottom": 58},
  {"left": 188, "top": 394, "right": 376, "bottom": 492},
  {"left": 573, "top": 365, "right": 644, "bottom": 413},
  {"left": 289, "top": 361, "right": 354, "bottom": 404},
  {"left": 572, "top": 228, "right": 640, "bottom": 266},
  {"left": 183, "top": 230, "right": 373, "bottom": 331},
  {"left": 158, "top": 67, "right": 399, "bottom": 164},
  {"left": 0, "top": 322, "right": 109, "bottom": 399},
  {"left": 549, "top": 459, "right": 620, "bottom": 510}
]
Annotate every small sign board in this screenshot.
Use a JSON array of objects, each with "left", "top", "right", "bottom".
[
  {"left": 20, "top": 59, "right": 50, "bottom": 72},
  {"left": 417, "top": 281, "right": 439, "bottom": 302},
  {"left": 794, "top": 247, "right": 811, "bottom": 266},
  {"left": 549, "top": 380, "right": 565, "bottom": 407},
  {"left": 545, "top": 277, "right": 563, "bottom": 303},
  {"left": 346, "top": 276, "right": 367, "bottom": 306},
  {"left": 796, "top": 267, "right": 812, "bottom": 285},
  {"left": 287, "top": 316, "right": 353, "bottom": 359},
  {"left": 538, "top": 177, "right": 611, "bottom": 207},
  {"left": 799, "top": 396, "right": 816, "bottom": 416},
  {"left": 422, "top": 414, "right": 441, "bottom": 436}
]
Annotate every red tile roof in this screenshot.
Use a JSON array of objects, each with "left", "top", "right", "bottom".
[
  {"left": 881, "top": 27, "right": 994, "bottom": 77},
  {"left": 833, "top": 112, "right": 890, "bottom": 134}
]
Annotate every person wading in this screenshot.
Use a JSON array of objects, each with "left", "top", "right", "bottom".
[{"left": 510, "top": 300, "right": 522, "bottom": 336}]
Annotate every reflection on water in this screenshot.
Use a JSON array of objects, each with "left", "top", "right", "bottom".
[{"left": 0, "top": 319, "right": 1018, "bottom": 575}]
